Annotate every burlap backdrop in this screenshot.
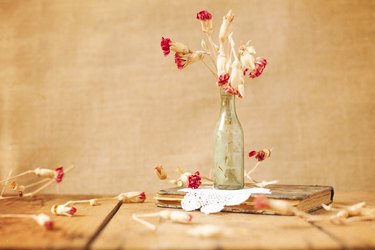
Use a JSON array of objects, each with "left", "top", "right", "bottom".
[{"left": 1, "top": 0, "right": 374, "bottom": 194}]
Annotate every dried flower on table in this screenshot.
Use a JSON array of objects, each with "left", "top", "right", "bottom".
[
  {"left": 0, "top": 213, "right": 54, "bottom": 230},
  {"left": 187, "top": 224, "right": 226, "bottom": 238},
  {"left": 154, "top": 165, "right": 206, "bottom": 189},
  {"left": 51, "top": 204, "right": 77, "bottom": 217},
  {"left": 254, "top": 196, "right": 375, "bottom": 225},
  {"left": 117, "top": 192, "right": 146, "bottom": 203},
  {"left": 245, "top": 148, "right": 277, "bottom": 187},
  {"left": 0, "top": 165, "right": 74, "bottom": 200},
  {"left": 52, "top": 191, "right": 146, "bottom": 217},
  {"left": 132, "top": 210, "right": 193, "bottom": 230}
]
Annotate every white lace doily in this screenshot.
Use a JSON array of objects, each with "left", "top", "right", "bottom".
[{"left": 180, "top": 187, "right": 271, "bottom": 214}]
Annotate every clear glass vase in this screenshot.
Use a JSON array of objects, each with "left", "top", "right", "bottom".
[{"left": 213, "top": 89, "right": 244, "bottom": 190}]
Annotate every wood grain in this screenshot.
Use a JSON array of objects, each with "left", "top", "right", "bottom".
[
  {"left": 0, "top": 195, "right": 118, "bottom": 249},
  {"left": 1, "top": 193, "right": 375, "bottom": 249},
  {"left": 93, "top": 201, "right": 340, "bottom": 249}
]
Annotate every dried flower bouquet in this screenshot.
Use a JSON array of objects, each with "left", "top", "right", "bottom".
[{"left": 161, "top": 10, "right": 267, "bottom": 97}]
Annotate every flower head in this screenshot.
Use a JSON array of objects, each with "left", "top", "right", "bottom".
[
  {"left": 239, "top": 43, "right": 256, "bottom": 74},
  {"left": 161, "top": 37, "right": 171, "bottom": 56},
  {"left": 253, "top": 195, "right": 271, "bottom": 209},
  {"left": 217, "top": 73, "right": 229, "bottom": 86},
  {"left": 196, "top": 10, "right": 213, "bottom": 34},
  {"left": 34, "top": 213, "right": 54, "bottom": 230},
  {"left": 55, "top": 167, "right": 64, "bottom": 183},
  {"left": 161, "top": 37, "right": 190, "bottom": 57},
  {"left": 249, "top": 149, "right": 271, "bottom": 161},
  {"left": 154, "top": 164, "right": 167, "bottom": 180},
  {"left": 169, "top": 211, "right": 193, "bottom": 223},
  {"left": 248, "top": 57, "right": 267, "bottom": 79},
  {"left": 175, "top": 171, "right": 202, "bottom": 189},
  {"left": 51, "top": 204, "right": 77, "bottom": 217},
  {"left": 118, "top": 192, "right": 146, "bottom": 203},
  {"left": 174, "top": 51, "right": 204, "bottom": 70},
  {"left": 196, "top": 10, "right": 212, "bottom": 21},
  {"left": 187, "top": 171, "right": 201, "bottom": 189}
]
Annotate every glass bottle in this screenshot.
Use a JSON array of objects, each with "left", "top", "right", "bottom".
[{"left": 213, "top": 89, "right": 244, "bottom": 189}]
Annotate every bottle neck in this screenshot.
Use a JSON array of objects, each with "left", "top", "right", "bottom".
[{"left": 219, "top": 90, "right": 237, "bottom": 117}]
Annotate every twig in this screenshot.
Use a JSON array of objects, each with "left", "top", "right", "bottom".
[
  {"left": 1, "top": 170, "right": 13, "bottom": 196},
  {"left": 201, "top": 59, "right": 217, "bottom": 79}
]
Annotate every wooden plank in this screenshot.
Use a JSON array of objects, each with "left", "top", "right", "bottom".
[
  {"left": 0, "top": 195, "right": 118, "bottom": 249},
  {"left": 92, "top": 201, "right": 340, "bottom": 250},
  {"left": 310, "top": 192, "right": 375, "bottom": 249}
]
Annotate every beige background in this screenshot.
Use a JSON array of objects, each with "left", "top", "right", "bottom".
[{"left": 0, "top": 0, "right": 374, "bottom": 194}]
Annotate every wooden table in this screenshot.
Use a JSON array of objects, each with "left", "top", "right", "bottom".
[{"left": 0, "top": 193, "right": 374, "bottom": 249}]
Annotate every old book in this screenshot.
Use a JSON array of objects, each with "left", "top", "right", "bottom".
[{"left": 155, "top": 184, "right": 334, "bottom": 214}]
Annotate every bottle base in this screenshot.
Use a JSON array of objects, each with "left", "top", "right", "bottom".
[{"left": 214, "top": 184, "right": 244, "bottom": 190}]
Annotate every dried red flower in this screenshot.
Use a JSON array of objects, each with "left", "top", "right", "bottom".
[
  {"left": 217, "top": 73, "right": 230, "bottom": 86},
  {"left": 55, "top": 167, "right": 64, "bottom": 183},
  {"left": 249, "top": 149, "right": 271, "bottom": 161},
  {"left": 67, "top": 207, "right": 77, "bottom": 216},
  {"left": 161, "top": 37, "right": 172, "bottom": 56},
  {"left": 187, "top": 171, "right": 201, "bottom": 189},
  {"left": 138, "top": 192, "right": 146, "bottom": 202},
  {"left": 253, "top": 195, "right": 270, "bottom": 210},
  {"left": 256, "top": 151, "right": 266, "bottom": 161},
  {"left": 196, "top": 10, "right": 212, "bottom": 21},
  {"left": 44, "top": 220, "right": 54, "bottom": 230},
  {"left": 174, "top": 52, "right": 186, "bottom": 70},
  {"left": 249, "top": 58, "right": 267, "bottom": 79},
  {"left": 223, "top": 84, "right": 241, "bottom": 97},
  {"left": 248, "top": 151, "right": 257, "bottom": 157}
]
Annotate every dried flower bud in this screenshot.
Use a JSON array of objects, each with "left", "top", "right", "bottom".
[
  {"left": 239, "top": 44, "right": 256, "bottom": 73},
  {"left": 118, "top": 192, "right": 146, "bottom": 203},
  {"left": 34, "top": 213, "right": 54, "bottom": 230},
  {"left": 169, "top": 211, "right": 193, "bottom": 223},
  {"left": 248, "top": 57, "right": 267, "bottom": 79},
  {"left": 187, "top": 225, "right": 224, "bottom": 238},
  {"left": 187, "top": 171, "right": 201, "bottom": 189},
  {"left": 154, "top": 164, "right": 167, "bottom": 180},
  {"left": 159, "top": 210, "right": 192, "bottom": 223},
  {"left": 249, "top": 151, "right": 257, "bottom": 157},
  {"left": 196, "top": 10, "right": 212, "bottom": 21},
  {"left": 161, "top": 37, "right": 172, "bottom": 56},
  {"left": 217, "top": 73, "right": 229, "bottom": 86},
  {"left": 33, "top": 168, "right": 56, "bottom": 179},
  {"left": 55, "top": 167, "right": 64, "bottom": 183},
  {"left": 249, "top": 149, "right": 271, "bottom": 161},
  {"left": 161, "top": 37, "right": 190, "bottom": 57},
  {"left": 268, "top": 200, "right": 294, "bottom": 215},
  {"left": 174, "top": 51, "right": 204, "bottom": 70},
  {"left": 219, "top": 10, "right": 234, "bottom": 43},
  {"left": 196, "top": 10, "right": 213, "bottom": 34},
  {"left": 253, "top": 195, "right": 271, "bottom": 210},
  {"left": 51, "top": 204, "right": 77, "bottom": 217},
  {"left": 32, "top": 167, "right": 64, "bottom": 183}
]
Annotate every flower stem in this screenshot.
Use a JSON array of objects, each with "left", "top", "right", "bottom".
[
  {"left": 0, "top": 170, "right": 33, "bottom": 184},
  {"left": 201, "top": 59, "right": 217, "bottom": 79},
  {"left": 1, "top": 170, "right": 13, "bottom": 196},
  {"left": 247, "top": 162, "right": 261, "bottom": 176},
  {"left": 132, "top": 214, "right": 157, "bottom": 230}
]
